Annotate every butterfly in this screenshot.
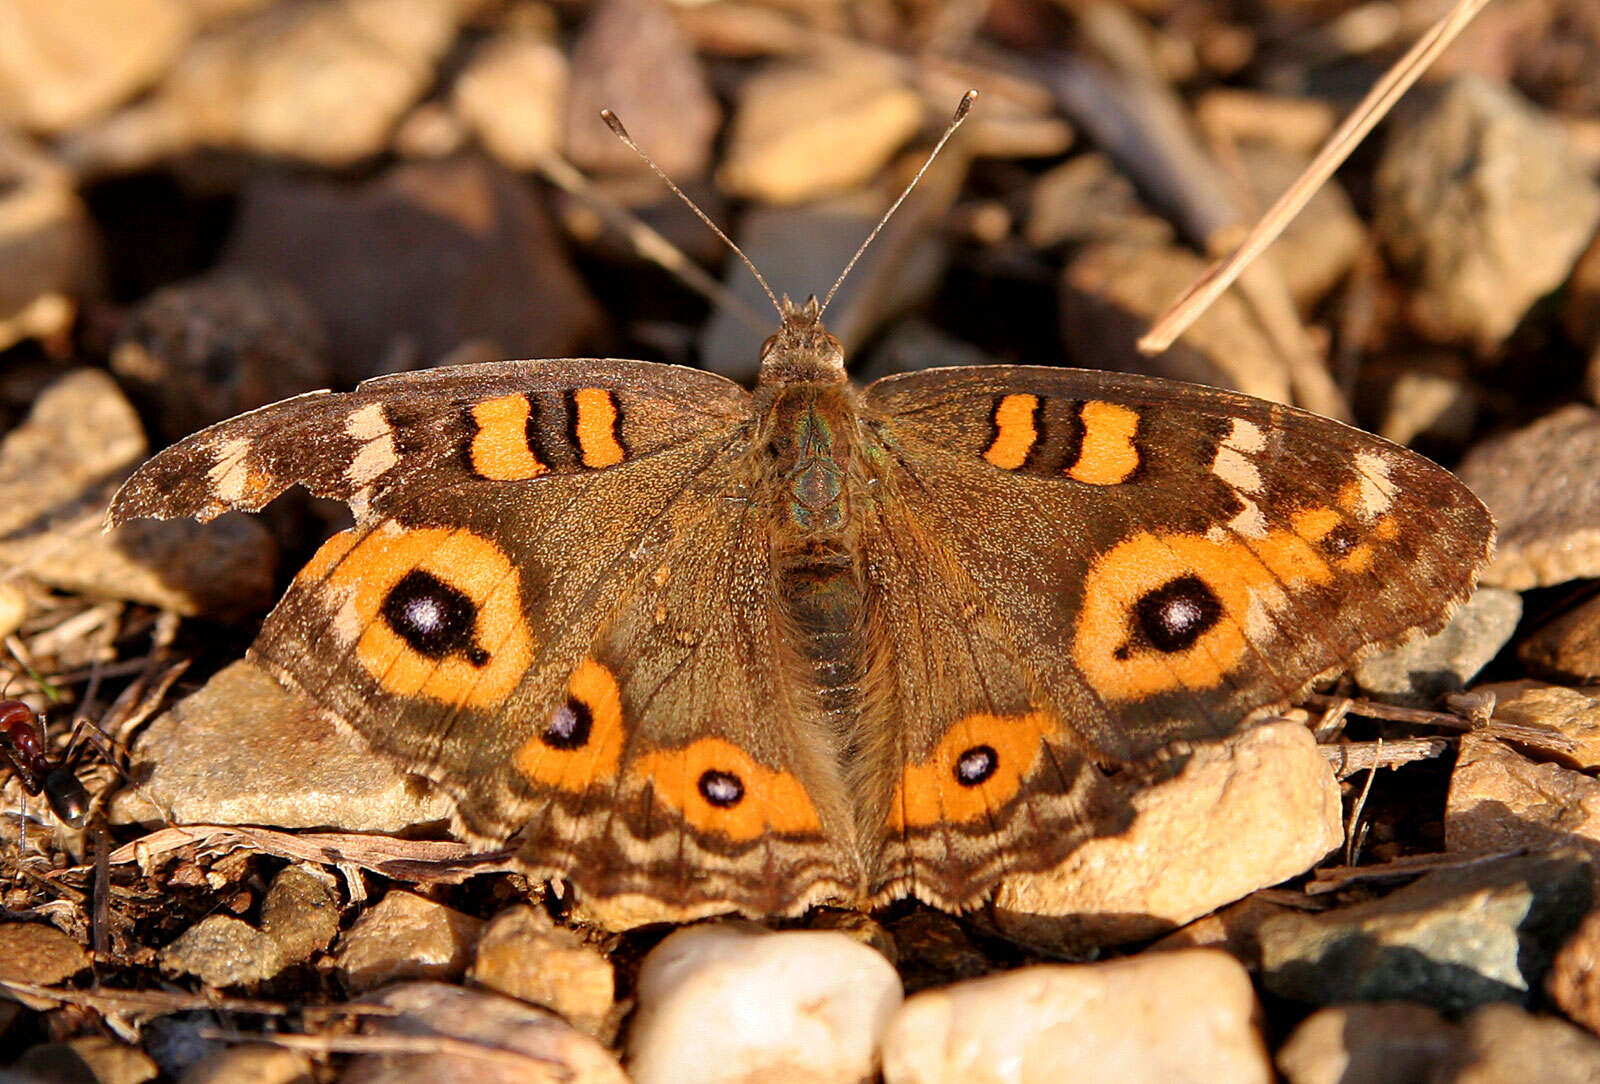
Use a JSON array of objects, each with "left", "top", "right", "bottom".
[{"left": 108, "top": 95, "right": 1494, "bottom": 923}]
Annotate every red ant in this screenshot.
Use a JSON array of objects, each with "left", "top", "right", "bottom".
[{"left": 0, "top": 698, "right": 90, "bottom": 828}]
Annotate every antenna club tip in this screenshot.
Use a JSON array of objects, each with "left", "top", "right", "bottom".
[
  {"left": 955, "top": 89, "right": 978, "bottom": 120},
  {"left": 600, "top": 109, "right": 629, "bottom": 139}
]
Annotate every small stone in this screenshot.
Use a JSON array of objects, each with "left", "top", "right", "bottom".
[
  {"left": 991, "top": 720, "right": 1341, "bottom": 947},
  {"left": 1061, "top": 240, "right": 1292, "bottom": 405},
  {"left": 627, "top": 923, "right": 903, "bottom": 1084},
  {"left": 259, "top": 864, "right": 340, "bottom": 966},
  {"left": 1473, "top": 681, "right": 1600, "bottom": 769},
  {"left": 342, "top": 982, "right": 628, "bottom": 1084},
  {"left": 1354, "top": 588, "right": 1522, "bottom": 706},
  {"left": 0, "top": 921, "right": 91, "bottom": 987},
  {"left": 452, "top": 31, "right": 568, "bottom": 170},
  {"left": 1436, "top": 1003, "right": 1600, "bottom": 1082},
  {"left": 1238, "top": 141, "right": 1364, "bottom": 312},
  {"left": 178, "top": 1043, "right": 313, "bottom": 1084},
  {"left": 1375, "top": 356, "right": 1481, "bottom": 451},
  {"left": 1374, "top": 75, "right": 1600, "bottom": 353},
  {"left": 0, "top": 581, "right": 26, "bottom": 642},
  {"left": 0, "top": 132, "right": 99, "bottom": 355},
  {"left": 886, "top": 910, "right": 989, "bottom": 992},
  {"left": 1547, "top": 907, "right": 1600, "bottom": 1036},
  {"left": 111, "top": 272, "right": 330, "bottom": 444},
  {"left": 1025, "top": 152, "right": 1174, "bottom": 250},
  {"left": 69, "top": 0, "right": 468, "bottom": 170},
  {"left": 698, "top": 177, "right": 959, "bottom": 382},
  {"left": 717, "top": 54, "right": 923, "bottom": 205},
  {"left": 0, "top": 369, "right": 276, "bottom": 618},
  {"left": 11, "top": 1036, "right": 160, "bottom": 1084},
  {"left": 469, "top": 905, "right": 614, "bottom": 1037},
  {"left": 222, "top": 157, "right": 601, "bottom": 383},
  {"left": 804, "top": 909, "right": 897, "bottom": 964},
  {"left": 1457, "top": 404, "right": 1600, "bottom": 590},
  {"left": 109, "top": 659, "right": 455, "bottom": 833},
  {"left": 159, "top": 915, "right": 285, "bottom": 988},
  {"left": 1259, "top": 849, "right": 1595, "bottom": 1011},
  {"left": 1445, "top": 734, "right": 1600, "bottom": 860},
  {"left": 564, "top": 0, "right": 718, "bottom": 179},
  {"left": 1520, "top": 594, "right": 1600, "bottom": 683},
  {"left": 1147, "top": 892, "right": 1298, "bottom": 969},
  {"left": 0, "top": 0, "right": 192, "bottom": 134},
  {"left": 881, "top": 949, "right": 1271, "bottom": 1084},
  {"left": 1276, "top": 1002, "right": 1456, "bottom": 1084},
  {"left": 336, "top": 890, "right": 483, "bottom": 994}
]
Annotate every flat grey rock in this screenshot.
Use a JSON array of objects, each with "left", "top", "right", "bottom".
[
  {"left": 1354, "top": 587, "right": 1522, "bottom": 706},
  {"left": 110, "top": 658, "right": 455, "bottom": 833}
]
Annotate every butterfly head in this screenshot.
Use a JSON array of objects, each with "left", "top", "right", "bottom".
[{"left": 759, "top": 295, "right": 846, "bottom": 387}]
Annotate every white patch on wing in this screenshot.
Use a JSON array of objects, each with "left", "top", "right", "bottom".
[
  {"left": 206, "top": 436, "right": 255, "bottom": 504},
  {"left": 345, "top": 403, "right": 399, "bottom": 489},
  {"left": 1226, "top": 418, "right": 1267, "bottom": 454},
  {"left": 1213, "top": 446, "right": 1262, "bottom": 494},
  {"left": 1353, "top": 451, "right": 1396, "bottom": 519},
  {"left": 1227, "top": 496, "right": 1270, "bottom": 539}
]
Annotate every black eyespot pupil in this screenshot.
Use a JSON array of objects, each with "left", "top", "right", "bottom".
[
  {"left": 954, "top": 745, "right": 998, "bottom": 786},
  {"left": 1135, "top": 574, "right": 1224, "bottom": 654},
  {"left": 541, "top": 699, "right": 592, "bottom": 750},
  {"left": 380, "top": 570, "right": 486, "bottom": 665},
  {"left": 1321, "top": 523, "right": 1360, "bottom": 557},
  {"left": 698, "top": 769, "right": 744, "bottom": 808}
]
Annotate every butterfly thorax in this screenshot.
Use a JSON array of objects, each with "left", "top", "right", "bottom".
[{"left": 751, "top": 308, "right": 873, "bottom": 723}]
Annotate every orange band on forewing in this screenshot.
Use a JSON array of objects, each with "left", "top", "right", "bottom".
[
  {"left": 469, "top": 394, "right": 548, "bottom": 480},
  {"left": 631, "top": 737, "right": 822, "bottom": 842},
  {"left": 572, "top": 388, "right": 625, "bottom": 468},
  {"left": 983, "top": 394, "right": 1040, "bottom": 469},
  {"left": 1067, "top": 401, "right": 1140, "bottom": 485},
  {"left": 889, "top": 711, "right": 1054, "bottom": 832},
  {"left": 514, "top": 659, "right": 626, "bottom": 792},
  {"left": 302, "top": 524, "right": 534, "bottom": 707}
]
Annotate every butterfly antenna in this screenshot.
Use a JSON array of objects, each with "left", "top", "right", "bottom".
[
  {"left": 818, "top": 90, "right": 977, "bottom": 317},
  {"left": 601, "top": 109, "right": 783, "bottom": 319}
]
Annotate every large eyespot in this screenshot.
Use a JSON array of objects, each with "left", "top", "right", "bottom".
[
  {"left": 1133, "top": 574, "right": 1224, "bottom": 655},
  {"left": 380, "top": 569, "right": 489, "bottom": 665}
]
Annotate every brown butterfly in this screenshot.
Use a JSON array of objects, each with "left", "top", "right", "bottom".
[{"left": 109, "top": 97, "right": 1493, "bottom": 922}]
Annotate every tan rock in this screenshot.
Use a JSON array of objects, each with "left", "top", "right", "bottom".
[
  {"left": 1438, "top": 1003, "right": 1600, "bottom": 1082},
  {"left": 1276, "top": 1002, "right": 1456, "bottom": 1084},
  {"left": 1445, "top": 734, "right": 1600, "bottom": 860},
  {"left": 564, "top": 0, "right": 718, "bottom": 178},
  {"left": 110, "top": 659, "right": 456, "bottom": 833},
  {"left": 882, "top": 949, "right": 1271, "bottom": 1084},
  {"left": 470, "top": 905, "right": 614, "bottom": 1037},
  {"left": 1475, "top": 681, "right": 1600, "bottom": 770},
  {"left": 344, "top": 982, "right": 629, "bottom": 1084},
  {"left": 0, "top": 369, "right": 275, "bottom": 618},
  {"left": 0, "top": 131, "right": 100, "bottom": 352},
  {"left": 453, "top": 31, "right": 568, "bottom": 169},
  {"left": 1519, "top": 594, "right": 1600, "bottom": 683},
  {"left": 65, "top": 0, "right": 471, "bottom": 171},
  {"left": 0, "top": 0, "right": 193, "bottom": 133},
  {"left": 259, "top": 864, "right": 341, "bottom": 965},
  {"left": 0, "top": 921, "right": 90, "bottom": 989},
  {"left": 179, "top": 1043, "right": 313, "bottom": 1084},
  {"left": 1548, "top": 907, "right": 1600, "bottom": 1036},
  {"left": 159, "top": 914, "right": 286, "bottom": 987},
  {"left": 12, "top": 1037, "right": 159, "bottom": 1084},
  {"left": 1458, "top": 404, "right": 1600, "bottom": 590},
  {"left": 1061, "top": 240, "right": 1293, "bottom": 404},
  {"left": 337, "top": 891, "right": 483, "bottom": 993},
  {"left": 1375, "top": 75, "right": 1600, "bottom": 353},
  {"left": 991, "top": 721, "right": 1342, "bottom": 945},
  {"left": 718, "top": 52, "right": 923, "bottom": 205},
  {"left": 627, "top": 923, "right": 902, "bottom": 1084}
]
